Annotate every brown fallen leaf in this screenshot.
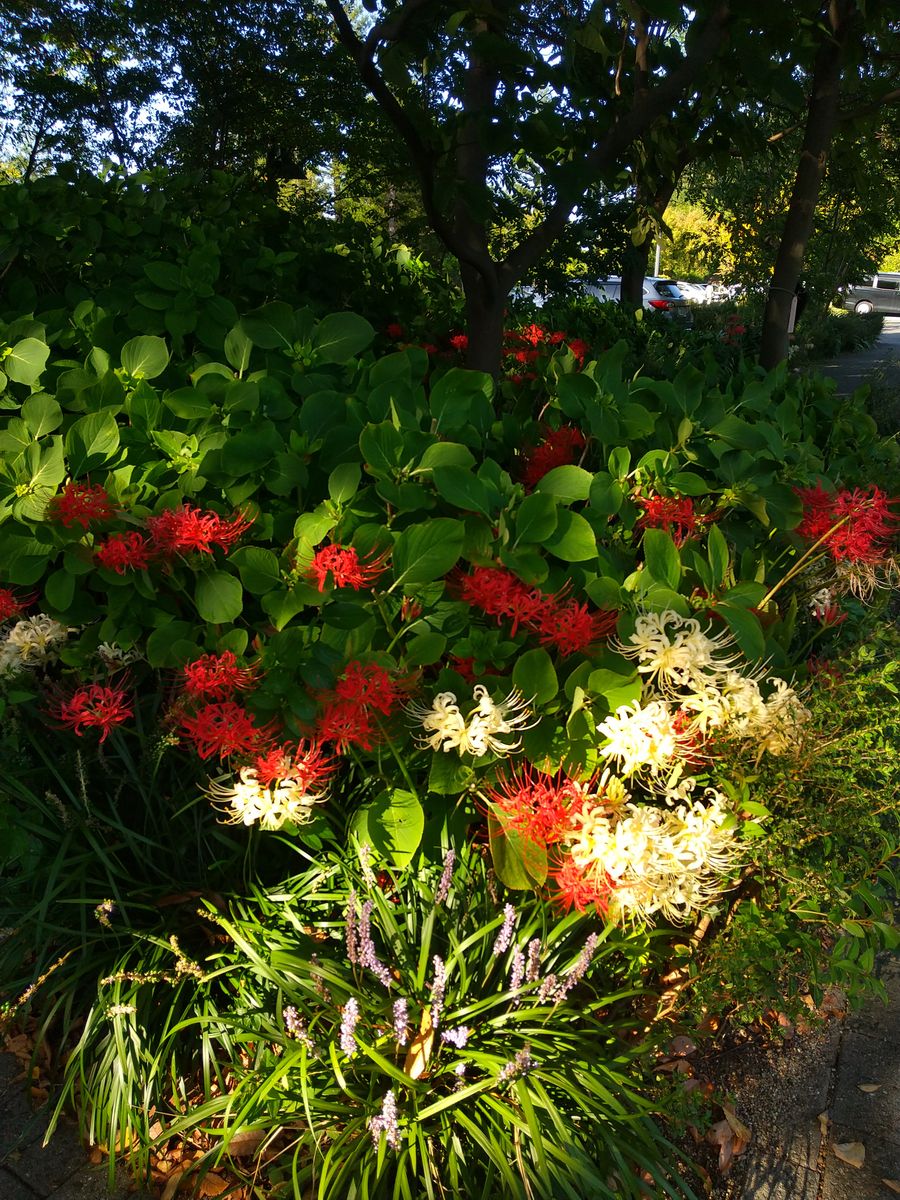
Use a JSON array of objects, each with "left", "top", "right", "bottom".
[
  {"left": 226, "top": 1129, "right": 266, "bottom": 1158},
  {"left": 721, "top": 1103, "right": 752, "bottom": 1144},
  {"left": 882, "top": 1179, "right": 900, "bottom": 1194},
  {"left": 833, "top": 1141, "right": 866, "bottom": 1169},
  {"left": 404, "top": 1007, "right": 434, "bottom": 1080},
  {"left": 817, "top": 1111, "right": 830, "bottom": 1138},
  {"left": 857, "top": 1083, "right": 882, "bottom": 1094},
  {"left": 161, "top": 1170, "right": 186, "bottom": 1200},
  {"left": 706, "top": 1119, "right": 736, "bottom": 1174},
  {"left": 669, "top": 1035, "right": 696, "bottom": 1057}
]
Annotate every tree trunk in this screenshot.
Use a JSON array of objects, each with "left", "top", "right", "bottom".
[
  {"left": 759, "top": 0, "right": 857, "bottom": 370},
  {"left": 461, "top": 263, "right": 506, "bottom": 376},
  {"left": 621, "top": 240, "right": 652, "bottom": 310}
]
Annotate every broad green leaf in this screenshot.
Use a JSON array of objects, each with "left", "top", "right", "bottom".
[
  {"left": 589, "top": 472, "right": 624, "bottom": 515},
  {"left": 543, "top": 509, "right": 597, "bottom": 562},
  {"left": 5, "top": 337, "right": 49, "bottom": 386},
  {"left": 195, "top": 571, "right": 244, "bottom": 623},
  {"left": 349, "top": 787, "right": 424, "bottom": 867},
  {"left": 311, "top": 311, "right": 374, "bottom": 362},
  {"left": 431, "top": 465, "right": 497, "bottom": 517},
  {"left": 44, "top": 569, "right": 75, "bottom": 612},
  {"left": 515, "top": 492, "right": 558, "bottom": 544},
  {"left": 404, "top": 631, "right": 447, "bottom": 666},
  {"left": 328, "top": 462, "right": 361, "bottom": 504},
  {"left": 718, "top": 603, "right": 765, "bottom": 660},
  {"left": 427, "top": 753, "right": 474, "bottom": 795},
  {"left": 239, "top": 302, "right": 296, "bottom": 350},
  {"left": 143, "top": 261, "right": 182, "bottom": 291},
  {"left": 359, "top": 421, "right": 405, "bottom": 478},
  {"left": 230, "top": 547, "right": 282, "bottom": 594},
  {"left": 146, "top": 621, "right": 195, "bottom": 667},
  {"left": 120, "top": 335, "right": 170, "bottom": 380},
  {"left": 224, "top": 324, "right": 253, "bottom": 373},
  {"left": 642, "top": 528, "right": 681, "bottom": 588},
  {"left": 670, "top": 471, "right": 708, "bottom": 496},
  {"left": 535, "top": 465, "right": 593, "bottom": 503},
  {"left": 21, "top": 393, "right": 62, "bottom": 438},
  {"left": 429, "top": 368, "right": 493, "bottom": 432},
  {"left": 488, "top": 814, "right": 547, "bottom": 889},
  {"left": 391, "top": 518, "right": 464, "bottom": 588},
  {"left": 512, "top": 648, "right": 558, "bottom": 705},
  {"left": 65, "top": 412, "right": 120, "bottom": 476},
  {"left": 415, "top": 441, "right": 476, "bottom": 473}
]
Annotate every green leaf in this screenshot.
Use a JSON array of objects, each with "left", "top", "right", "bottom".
[
  {"left": 718, "top": 603, "right": 765, "bottom": 660},
  {"left": 311, "top": 312, "right": 374, "bottom": 363},
  {"left": 146, "top": 621, "right": 195, "bottom": 667},
  {"left": 120, "top": 335, "right": 170, "bottom": 380},
  {"left": 143, "top": 261, "right": 182, "bottom": 291},
  {"left": 642, "top": 528, "right": 681, "bottom": 588},
  {"left": 488, "top": 814, "right": 546, "bottom": 889},
  {"left": 589, "top": 668, "right": 642, "bottom": 711},
  {"left": 391, "top": 519, "right": 464, "bottom": 588},
  {"left": 515, "top": 492, "right": 558, "bottom": 544},
  {"left": 431, "top": 465, "right": 497, "bottom": 517},
  {"left": 224, "top": 324, "right": 253, "bottom": 373},
  {"left": 535, "top": 465, "right": 593, "bottom": 503},
  {"left": 512, "top": 648, "right": 558, "bottom": 705},
  {"left": 359, "top": 421, "right": 405, "bottom": 478},
  {"left": 328, "top": 462, "right": 361, "bottom": 504},
  {"left": 404, "top": 631, "right": 447, "bottom": 666},
  {"left": 5, "top": 338, "right": 49, "bottom": 386},
  {"left": 670, "top": 471, "right": 708, "bottom": 496},
  {"left": 427, "top": 754, "right": 473, "bottom": 795},
  {"left": 588, "top": 472, "right": 624, "bottom": 516},
  {"left": 707, "top": 523, "right": 729, "bottom": 589},
  {"left": 21, "top": 394, "right": 62, "bottom": 438},
  {"left": 429, "top": 368, "right": 493, "bottom": 432},
  {"left": 230, "top": 547, "right": 282, "bottom": 594},
  {"left": 65, "top": 412, "right": 120, "bottom": 476},
  {"left": 195, "top": 571, "right": 244, "bottom": 623},
  {"left": 415, "top": 441, "right": 476, "bottom": 473},
  {"left": 44, "top": 569, "right": 75, "bottom": 612},
  {"left": 239, "top": 302, "right": 296, "bottom": 350},
  {"left": 542, "top": 510, "right": 597, "bottom": 562},
  {"left": 163, "top": 388, "right": 215, "bottom": 419},
  {"left": 349, "top": 787, "right": 424, "bottom": 867}
]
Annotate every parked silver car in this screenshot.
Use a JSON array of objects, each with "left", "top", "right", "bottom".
[{"left": 584, "top": 276, "right": 693, "bottom": 326}]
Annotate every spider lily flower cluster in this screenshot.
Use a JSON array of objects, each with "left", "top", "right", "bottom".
[
  {"left": 0, "top": 613, "right": 70, "bottom": 678},
  {"left": 409, "top": 685, "right": 534, "bottom": 757}
]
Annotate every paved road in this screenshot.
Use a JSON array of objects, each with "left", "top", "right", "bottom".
[{"left": 815, "top": 315, "right": 900, "bottom": 396}]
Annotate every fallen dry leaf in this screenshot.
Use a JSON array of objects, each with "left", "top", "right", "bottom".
[
  {"left": 882, "top": 1180, "right": 900, "bottom": 1194},
  {"left": 161, "top": 1170, "right": 186, "bottom": 1200},
  {"left": 857, "top": 1083, "right": 882, "bottom": 1094},
  {"left": 817, "top": 1111, "right": 830, "bottom": 1138},
  {"left": 721, "top": 1103, "right": 751, "bottom": 1144},
  {"left": 226, "top": 1129, "right": 266, "bottom": 1158},
  {"left": 403, "top": 1007, "right": 434, "bottom": 1080},
  {"left": 669, "top": 1035, "right": 696, "bottom": 1057},
  {"left": 833, "top": 1141, "right": 866, "bottom": 1169}
]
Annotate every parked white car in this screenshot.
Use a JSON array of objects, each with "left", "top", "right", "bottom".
[
  {"left": 675, "top": 280, "right": 710, "bottom": 304},
  {"left": 584, "top": 277, "right": 693, "bottom": 326}
]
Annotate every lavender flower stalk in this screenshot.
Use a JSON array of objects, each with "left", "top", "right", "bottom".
[
  {"left": 346, "top": 890, "right": 359, "bottom": 966},
  {"left": 555, "top": 932, "right": 600, "bottom": 1001},
  {"left": 498, "top": 1045, "right": 535, "bottom": 1083},
  {"left": 283, "top": 1005, "right": 315, "bottom": 1051},
  {"left": 492, "top": 903, "right": 517, "bottom": 956},
  {"left": 440, "top": 1025, "right": 470, "bottom": 1049},
  {"left": 525, "top": 937, "right": 542, "bottom": 983},
  {"left": 434, "top": 849, "right": 455, "bottom": 905},
  {"left": 429, "top": 955, "right": 446, "bottom": 1028},
  {"left": 359, "top": 899, "right": 393, "bottom": 988},
  {"left": 392, "top": 997, "right": 409, "bottom": 1044},
  {"left": 339, "top": 997, "right": 360, "bottom": 1056},
  {"left": 509, "top": 946, "right": 525, "bottom": 995},
  {"left": 369, "top": 1090, "right": 401, "bottom": 1150}
]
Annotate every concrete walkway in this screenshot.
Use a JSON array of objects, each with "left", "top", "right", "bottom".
[
  {"left": 815, "top": 314, "right": 900, "bottom": 396},
  {"left": 0, "top": 1052, "right": 144, "bottom": 1200},
  {"left": 720, "top": 954, "right": 900, "bottom": 1200}
]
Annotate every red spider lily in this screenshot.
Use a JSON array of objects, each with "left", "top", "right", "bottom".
[
  {"left": 458, "top": 564, "right": 615, "bottom": 656},
  {"left": 517, "top": 323, "right": 546, "bottom": 347},
  {"left": 449, "top": 333, "right": 468, "bottom": 351},
  {"left": 386, "top": 323, "right": 404, "bottom": 340},
  {"left": 512, "top": 347, "right": 539, "bottom": 365},
  {"left": 449, "top": 655, "right": 479, "bottom": 683},
  {"left": 46, "top": 482, "right": 116, "bottom": 529},
  {"left": 521, "top": 425, "right": 586, "bottom": 489},
  {"left": 546, "top": 331, "right": 566, "bottom": 345},
  {"left": 52, "top": 682, "right": 132, "bottom": 742},
  {"left": 795, "top": 484, "right": 897, "bottom": 562},
  {"left": 180, "top": 701, "right": 275, "bottom": 760},
  {"left": 487, "top": 766, "right": 586, "bottom": 847},
  {"left": 566, "top": 338, "right": 590, "bottom": 364},
  {"left": 810, "top": 599, "right": 847, "bottom": 628},
  {"left": 308, "top": 543, "right": 389, "bottom": 592},
  {"left": 94, "top": 531, "right": 153, "bottom": 574},
  {"left": 252, "top": 739, "right": 334, "bottom": 791},
  {"left": 334, "top": 660, "right": 405, "bottom": 717},
  {"left": 552, "top": 856, "right": 612, "bottom": 914},
  {"left": 147, "top": 505, "right": 253, "bottom": 557},
  {"left": 315, "top": 697, "right": 378, "bottom": 752},
  {"left": 537, "top": 599, "right": 618, "bottom": 656},
  {"left": 181, "top": 651, "right": 260, "bottom": 699},
  {"left": 0, "top": 587, "right": 36, "bottom": 622},
  {"left": 636, "top": 493, "right": 704, "bottom": 547}
]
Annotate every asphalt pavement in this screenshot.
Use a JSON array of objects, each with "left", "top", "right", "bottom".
[{"left": 815, "top": 315, "right": 900, "bottom": 397}]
